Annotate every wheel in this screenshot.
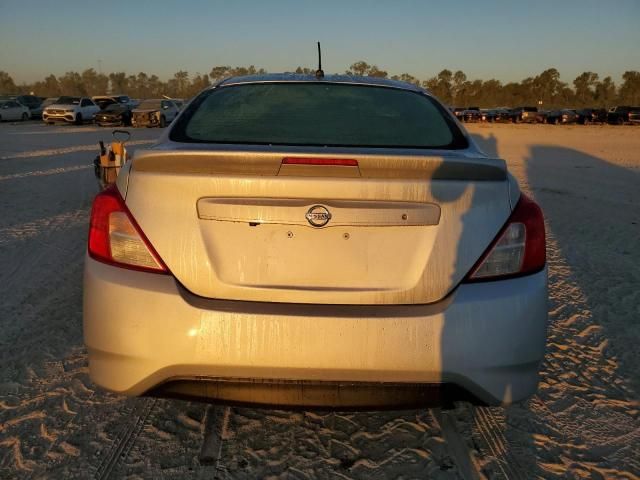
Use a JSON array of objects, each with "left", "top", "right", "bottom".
[
  {"left": 75, "top": 113, "right": 83, "bottom": 125},
  {"left": 617, "top": 117, "right": 625, "bottom": 126},
  {"left": 21, "top": 112, "right": 29, "bottom": 121},
  {"left": 159, "top": 115, "right": 166, "bottom": 128}
]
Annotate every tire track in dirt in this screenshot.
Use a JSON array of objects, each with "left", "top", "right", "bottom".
[
  {"left": 433, "top": 408, "right": 484, "bottom": 480},
  {"left": 472, "top": 407, "right": 527, "bottom": 480},
  {"left": 93, "top": 399, "right": 157, "bottom": 480},
  {"left": 196, "top": 405, "right": 231, "bottom": 478}
]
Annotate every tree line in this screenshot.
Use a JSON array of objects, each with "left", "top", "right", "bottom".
[{"left": 1, "top": 63, "right": 639, "bottom": 108}]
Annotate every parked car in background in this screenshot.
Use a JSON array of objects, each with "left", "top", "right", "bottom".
[
  {"left": 560, "top": 109, "right": 578, "bottom": 124},
  {"left": 0, "top": 94, "right": 43, "bottom": 118},
  {"left": 92, "top": 95, "right": 133, "bottom": 110},
  {"left": 629, "top": 109, "right": 640, "bottom": 125},
  {"left": 0, "top": 100, "right": 31, "bottom": 121},
  {"left": 95, "top": 102, "right": 133, "bottom": 127},
  {"left": 42, "top": 96, "right": 100, "bottom": 125},
  {"left": 480, "top": 109, "right": 496, "bottom": 122},
  {"left": 576, "top": 108, "right": 607, "bottom": 125},
  {"left": 131, "top": 99, "right": 179, "bottom": 128},
  {"left": 546, "top": 109, "right": 578, "bottom": 125},
  {"left": 491, "top": 108, "right": 514, "bottom": 123},
  {"left": 607, "top": 106, "right": 640, "bottom": 125},
  {"left": 545, "top": 110, "right": 561, "bottom": 124},
  {"left": 510, "top": 106, "right": 539, "bottom": 123},
  {"left": 84, "top": 74, "right": 548, "bottom": 408},
  {"left": 451, "top": 107, "right": 465, "bottom": 121},
  {"left": 462, "top": 106, "right": 481, "bottom": 122},
  {"left": 535, "top": 110, "right": 548, "bottom": 124}
]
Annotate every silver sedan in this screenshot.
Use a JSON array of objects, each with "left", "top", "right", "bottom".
[{"left": 83, "top": 74, "right": 547, "bottom": 408}]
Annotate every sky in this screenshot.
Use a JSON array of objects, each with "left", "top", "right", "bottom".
[{"left": 1, "top": 0, "right": 638, "bottom": 85}]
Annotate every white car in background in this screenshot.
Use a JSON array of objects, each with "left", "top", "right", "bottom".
[
  {"left": 0, "top": 100, "right": 31, "bottom": 121},
  {"left": 42, "top": 96, "right": 100, "bottom": 125}
]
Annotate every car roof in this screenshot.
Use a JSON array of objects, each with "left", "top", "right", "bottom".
[{"left": 216, "top": 73, "right": 426, "bottom": 93}]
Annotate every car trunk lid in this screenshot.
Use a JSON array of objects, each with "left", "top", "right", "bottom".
[{"left": 124, "top": 148, "right": 510, "bottom": 304}]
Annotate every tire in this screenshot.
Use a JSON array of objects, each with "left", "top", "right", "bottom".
[
  {"left": 617, "top": 117, "right": 625, "bottom": 126},
  {"left": 75, "top": 113, "right": 83, "bottom": 125},
  {"left": 21, "top": 112, "right": 29, "bottom": 121},
  {"left": 159, "top": 115, "right": 166, "bottom": 128}
]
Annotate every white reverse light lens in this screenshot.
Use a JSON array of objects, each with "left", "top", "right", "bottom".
[
  {"left": 471, "top": 223, "right": 525, "bottom": 279},
  {"left": 108, "top": 211, "right": 161, "bottom": 269}
]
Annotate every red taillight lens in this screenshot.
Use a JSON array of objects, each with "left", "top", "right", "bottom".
[
  {"left": 282, "top": 157, "right": 358, "bottom": 167},
  {"left": 465, "top": 194, "right": 546, "bottom": 282},
  {"left": 88, "top": 185, "right": 169, "bottom": 274}
]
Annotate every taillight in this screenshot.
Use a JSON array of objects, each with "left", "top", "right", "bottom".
[
  {"left": 465, "top": 194, "right": 545, "bottom": 282},
  {"left": 88, "top": 185, "right": 169, "bottom": 274}
]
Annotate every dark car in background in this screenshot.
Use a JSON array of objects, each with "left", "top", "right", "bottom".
[
  {"left": 546, "top": 109, "right": 578, "bottom": 125},
  {"left": 493, "top": 108, "right": 514, "bottom": 123},
  {"left": 510, "top": 106, "right": 539, "bottom": 123},
  {"left": 480, "top": 109, "right": 496, "bottom": 122},
  {"left": 451, "top": 107, "right": 465, "bottom": 121},
  {"left": 462, "top": 107, "right": 481, "bottom": 122},
  {"left": 607, "top": 106, "right": 640, "bottom": 125},
  {"left": 92, "top": 95, "right": 132, "bottom": 110},
  {"left": 95, "top": 102, "right": 133, "bottom": 127},
  {"left": 576, "top": 108, "right": 607, "bottom": 125}
]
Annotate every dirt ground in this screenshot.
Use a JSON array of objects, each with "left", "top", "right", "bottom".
[{"left": 0, "top": 121, "right": 638, "bottom": 479}]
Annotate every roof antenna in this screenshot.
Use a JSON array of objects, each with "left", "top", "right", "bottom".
[{"left": 315, "top": 42, "right": 324, "bottom": 79}]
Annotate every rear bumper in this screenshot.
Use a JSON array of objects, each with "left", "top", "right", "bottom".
[{"left": 83, "top": 257, "right": 548, "bottom": 406}]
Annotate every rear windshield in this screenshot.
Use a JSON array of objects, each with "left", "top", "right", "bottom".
[{"left": 170, "top": 83, "right": 467, "bottom": 149}]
